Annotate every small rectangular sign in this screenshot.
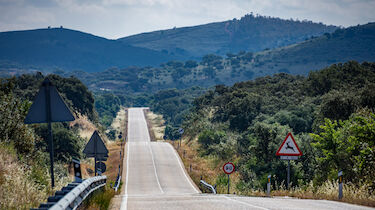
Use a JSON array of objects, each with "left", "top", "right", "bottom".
[{"left": 280, "top": 156, "right": 298, "bottom": 160}]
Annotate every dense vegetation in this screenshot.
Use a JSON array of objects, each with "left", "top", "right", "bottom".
[
  {"left": 120, "top": 13, "right": 336, "bottom": 58},
  {"left": 36, "top": 22, "right": 372, "bottom": 96},
  {"left": 175, "top": 61, "right": 375, "bottom": 192},
  {"left": 0, "top": 73, "right": 97, "bottom": 208}
]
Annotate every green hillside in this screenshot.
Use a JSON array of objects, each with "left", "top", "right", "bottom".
[
  {"left": 161, "top": 61, "right": 375, "bottom": 205},
  {"left": 62, "top": 23, "right": 375, "bottom": 93},
  {"left": 119, "top": 14, "right": 337, "bottom": 58}
]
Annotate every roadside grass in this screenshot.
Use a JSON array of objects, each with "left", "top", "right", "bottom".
[
  {"left": 79, "top": 185, "right": 115, "bottom": 210},
  {"left": 0, "top": 143, "right": 71, "bottom": 209},
  {"left": 145, "top": 110, "right": 166, "bottom": 141},
  {"left": 81, "top": 108, "right": 126, "bottom": 210},
  {"left": 144, "top": 110, "right": 375, "bottom": 207},
  {"left": 173, "top": 138, "right": 375, "bottom": 207}
]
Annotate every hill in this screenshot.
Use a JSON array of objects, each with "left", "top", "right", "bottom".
[
  {"left": 0, "top": 28, "right": 178, "bottom": 72},
  {"left": 250, "top": 22, "right": 375, "bottom": 76},
  {"left": 64, "top": 23, "right": 375, "bottom": 93},
  {"left": 119, "top": 14, "right": 337, "bottom": 58}
]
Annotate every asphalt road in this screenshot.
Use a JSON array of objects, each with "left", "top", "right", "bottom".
[{"left": 119, "top": 108, "right": 373, "bottom": 210}]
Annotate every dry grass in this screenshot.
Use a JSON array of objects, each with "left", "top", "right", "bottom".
[
  {"left": 169, "top": 138, "right": 241, "bottom": 194},
  {"left": 145, "top": 110, "right": 165, "bottom": 141},
  {"left": 177, "top": 137, "right": 375, "bottom": 207},
  {"left": 70, "top": 113, "right": 97, "bottom": 140},
  {"left": 0, "top": 145, "right": 71, "bottom": 209},
  {"left": 267, "top": 180, "right": 375, "bottom": 207},
  {"left": 110, "top": 108, "right": 126, "bottom": 134},
  {"left": 143, "top": 109, "right": 157, "bottom": 141},
  {"left": 0, "top": 148, "right": 46, "bottom": 209}
]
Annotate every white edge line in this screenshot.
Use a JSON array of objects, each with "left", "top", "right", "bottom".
[
  {"left": 224, "top": 196, "right": 270, "bottom": 210},
  {"left": 148, "top": 142, "right": 164, "bottom": 194},
  {"left": 167, "top": 143, "right": 200, "bottom": 193},
  {"left": 120, "top": 140, "right": 130, "bottom": 210}
]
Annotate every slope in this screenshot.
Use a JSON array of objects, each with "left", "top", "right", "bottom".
[
  {"left": 0, "top": 28, "right": 178, "bottom": 72},
  {"left": 119, "top": 14, "right": 337, "bottom": 58},
  {"left": 253, "top": 22, "right": 375, "bottom": 75}
]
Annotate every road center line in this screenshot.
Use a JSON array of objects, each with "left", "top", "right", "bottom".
[{"left": 224, "top": 196, "right": 270, "bottom": 210}]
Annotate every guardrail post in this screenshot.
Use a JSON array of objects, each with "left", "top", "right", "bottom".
[
  {"left": 338, "top": 170, "right": 343, "bottom": 200},
  {"left": 267, "top": 174, "right": 271, "bottom": 197}
]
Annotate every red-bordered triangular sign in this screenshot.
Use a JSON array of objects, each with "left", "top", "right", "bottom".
[{"left": 276, "top": 132, "right": 302, "bottom": 156}]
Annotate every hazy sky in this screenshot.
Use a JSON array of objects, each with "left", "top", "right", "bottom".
[{"left": 0, "top": 0, "right": 374, "bottom": 39}]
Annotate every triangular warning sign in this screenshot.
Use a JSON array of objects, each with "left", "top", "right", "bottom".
[
  {"left": 83, "top": 131, "right": 109, "bottom": 157},
  {"left": 24, "top": 78, "right": 75, "bottom": 124},
  {"left": 276, "top": 133, "right": 302, "bottom": 156}
]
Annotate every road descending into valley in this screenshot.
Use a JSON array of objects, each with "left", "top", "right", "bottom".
[{"left": 119, "top": 108, "right": 372, "bottom": 210}]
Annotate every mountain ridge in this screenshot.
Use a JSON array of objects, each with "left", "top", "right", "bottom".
[
  {"left": 118, "top": 14, "right": 337, "bottom": 58},
  {"left": 0, "top": 28, "right": 179, "bottom": 72}
]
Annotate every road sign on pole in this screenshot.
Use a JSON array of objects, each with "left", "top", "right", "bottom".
[
  {"left": 24, "top": 78, "right": 75, "bottom": 188},
  {"left": 223, "top": 162, "right": 235, "bottom": 194},
  {"left": 97, "top": 161, "right": 107, "bottom": 174},
  {"left": 83, "top": 130, "right": 109, "bottom": 175},
  {"left": 276, "top": 133, "right": 302, "bottom": 190},
  {"left": 276, "top": 133, "right": 302, "bottom": 156}
]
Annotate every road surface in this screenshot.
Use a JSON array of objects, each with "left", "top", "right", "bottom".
[{"left": 119, "top": 108, "right": 372, "bottom": 210}]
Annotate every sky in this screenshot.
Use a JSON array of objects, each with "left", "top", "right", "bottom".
[{"left": 0, "top": 0, "right": 374, "bottom": 39}]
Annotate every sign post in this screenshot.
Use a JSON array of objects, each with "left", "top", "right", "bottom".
[
  {"left": 24, "top": 78, "right": 75, "bottom": 188},
  {"left": 83, "top": 130, "right": 109, "bottom": 176},
  {"left": 72, "top": 159, "right": 82, "bottom": 183},
  {"left": 276, "top": 133, "right": 302, "bottom": 189},
  {"left": 223, "top": 162, "right": 235, "bottom": 194}
]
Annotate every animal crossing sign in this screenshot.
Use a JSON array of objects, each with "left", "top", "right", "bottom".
[{"left": 276, "top": 132, "right": 302, "bottom": 158}]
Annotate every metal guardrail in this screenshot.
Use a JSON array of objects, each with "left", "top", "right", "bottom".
[
  {"left": 200, "top": 180, "right": 217, "bottom": 194},
  {"left": 50, "top": 176, "right": 107, "bottom": 210},
  {"left": 114, "top": 175, "right": 121, "bottom": 192},
  {"left": 32, "top": 176, "right": 107, "bottom": 210}
]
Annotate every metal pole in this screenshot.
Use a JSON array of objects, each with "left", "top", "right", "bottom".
[
  {"left": 45, "top": 82, "right": 55, "bottom": 188},
  {"left": 286, "top": 160, "right": 290, "bottom": 190},
  {"left": 94, "top": 134, "right": 97, "bottom": 176},
  {"left": 227, "top": 174, "right": 230, "bottom": 194}
]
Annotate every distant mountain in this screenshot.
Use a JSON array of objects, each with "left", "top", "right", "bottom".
[
  {"left": 119, "top": 14, "right": 337, "bottom": 58},
  {"left": 0, "top": 28, "right": 178, "bottom": 72},
  {"left": 67, "top": 23, "right": 375, "bottom": 93}
]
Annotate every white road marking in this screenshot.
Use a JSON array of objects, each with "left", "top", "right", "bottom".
[
  {"left": 148, "top": 142, "right": 164, "bottom": 194},
  {"left": 167, "top": 143, "right": 200, "bottom": 193},
  {"left": 224, "top": 196, "right": 270, "bottom": 210},
  {"left": 120, "top": 142, "right": 130, "bottom": 210}
]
